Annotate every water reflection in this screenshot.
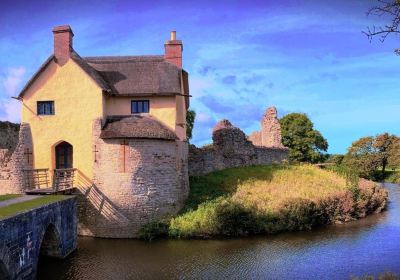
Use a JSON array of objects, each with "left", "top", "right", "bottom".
[{"left": 38, "top": 183, "right": 400, "bottom": 280}]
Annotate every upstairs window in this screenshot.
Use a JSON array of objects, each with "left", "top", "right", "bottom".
[
  {"left": 131, "top": 100, "right": 149, "bottom": 113},
  {"left": 37, "top": 101, "right": 55, "bottom": 115}
]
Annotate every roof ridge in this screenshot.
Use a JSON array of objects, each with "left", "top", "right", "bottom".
[{"left": 84, "top": 55, "right": 165, "bottom": 63}]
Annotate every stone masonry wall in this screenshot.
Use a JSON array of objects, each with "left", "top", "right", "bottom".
[
  {"left": 0, "top": 122, "right": 33, "bottom": 194},
  {"left": 189, "top": 119, "right": 288, "bottom": 176},
  {"left": 75, "top": 119, "right": 189, "bottom": 238},
  {"left": 0, "top": 197, "right": 77, "bottom": 279}
]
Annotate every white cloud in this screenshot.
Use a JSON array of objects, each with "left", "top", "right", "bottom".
[
  {"left": 0, "top": 67, "right": 25, "bottom": 123},
  {"left": 1, "top": 99, "right": 21, "bottom": 123},
  {"left": 2, "top": 67, "right": 26, "bottom": 97}
]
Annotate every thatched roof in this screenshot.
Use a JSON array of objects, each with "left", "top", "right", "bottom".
[
  {"left": 18, "top": 50, "right": 189, "bottom": 101},
  {"left": 100, "top": 115, "right": 177, "bottom": 140},
  {"left": 85, "top": 56, "right": 185, "bottom": 96}
]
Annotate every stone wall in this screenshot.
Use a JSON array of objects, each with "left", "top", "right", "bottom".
[
  {"left": 189, "top": 119, "right": 288, "bottom": 176},
  {"left": 0, "top": 197, "right": 77, "bottom": 279},
  {"left": 74, "top": 119, "right": 189, "bottom": 238},
  {"left": 0, "top": 122, "right": 33, "bottom": 194}
]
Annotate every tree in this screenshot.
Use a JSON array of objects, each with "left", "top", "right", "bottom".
[
  {"left": 365, "top": 0, "right": 400, "bottom": 53},
  {"left": 388, "top": 137, "right": 400, "bottom": 168},
  {"left": 186, "top": 109, "right": 196, "bottom": 141},
  {"left": 344, "top": 136, "right": 382, "bottom": 179},
  {"left": 374, "top": 132, "right": 394, "bottom": 175},
  {"left": 344, "top": 133, "right": 399, "bottom": 179},
  {"left": 279, "top": 113, "right": 328, "bottom": 163}
]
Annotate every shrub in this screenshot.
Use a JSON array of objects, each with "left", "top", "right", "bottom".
[
  {"left": 138, "top": 221, "right": 169, "bottom": 241},
  {"left": 214, "top": 199, "right": 260, "bottom": 236},
  {"left": 277, "top": 198, "right": 323, "bottom": 231}
]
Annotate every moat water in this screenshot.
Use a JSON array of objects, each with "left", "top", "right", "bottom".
[{"left": 38, "top": 183, "right": 400, "bottom": 280}]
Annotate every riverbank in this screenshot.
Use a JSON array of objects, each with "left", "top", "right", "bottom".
[{"left": 140, "top": 164, "right": 388, "bottom": 239}]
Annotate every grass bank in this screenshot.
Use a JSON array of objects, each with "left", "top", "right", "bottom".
[
  {"left": 0, "top": 195, "right": 68, "bottom": 220},
  {"left": 0, "top": 194, "right": 21, "bottom": 202},
  {"left": 140, "top": 165, "right": 388, "bottom": 240}
]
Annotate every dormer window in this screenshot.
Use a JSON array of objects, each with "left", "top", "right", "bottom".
[
  {"left": 37, "top": 101, "right": 55, "bottom": 115},
  {"left": 131, "top": 100, "right": 149, "bottom": 114}
]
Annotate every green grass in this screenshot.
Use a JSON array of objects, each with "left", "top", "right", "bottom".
[
  {"left": 0, "top": 195, "right": 69, "bottom": 220},
  {"left": 0, "top": 194, "right": 21, "bottom": 202},
  {"left": 140, "top": 164, "right": 388, "bottom": 239},
  {"left": 185, "top": 164, "right": 348, "bottom": 213}
]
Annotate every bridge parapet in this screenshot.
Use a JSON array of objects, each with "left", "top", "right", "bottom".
[{"left": 0, "top": 196, "right": 77, "bottom": 279}]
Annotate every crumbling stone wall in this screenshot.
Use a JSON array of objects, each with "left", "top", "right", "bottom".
[
  {"left": 0, "top": 122, "right": 33, "bottom": 194},
  {"left": 75, "top": 119, "right": 189, "bottom": 238},
  {"left": 249, "top": 106, "right": 285, "bottom": 148},
  {"left": 189, "top": 119, "right": 288, "bottom": 176}
]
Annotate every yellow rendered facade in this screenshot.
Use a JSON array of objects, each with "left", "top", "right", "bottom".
[
  {"left": 105, "top": 96, "right": 176, "bottom": 129},
  {"left": 21, "top": 58, "right": 187, "bottom": 183},
  {"left": 21, "top": 59, "right": 104, "bottom": 181}
]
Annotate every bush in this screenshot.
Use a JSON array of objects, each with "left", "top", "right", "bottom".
[
  {"left": 277, "top": 198, "right": 323, "bottom": 231},
  {"left": 215, "top": 199, "right": 260, "bottom": 236},
  {"left": 138, "top": 221, "right": 169, "bottom": 241}
]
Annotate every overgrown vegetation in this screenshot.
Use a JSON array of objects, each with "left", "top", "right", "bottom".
[
  {"left": 0, "top": 195, "right": 69, "bottom": 220},
  {"left": 0, "top": 194, "right": 21, "bottom": 202},
  {"left": 186, "top": 109, "right": 196, "bottom": 142},
  {"left": 139, "top": 165, "right": 388, "bottom": 240}
]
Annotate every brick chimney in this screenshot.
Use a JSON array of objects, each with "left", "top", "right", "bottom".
[
  {"left": 164, "top": 31, "right": 183, "bottom": 68},
  {"left": 52, "top": 25, "right": 74, "bottom": 66}
]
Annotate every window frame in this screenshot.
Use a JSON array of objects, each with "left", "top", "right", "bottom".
[
  {"left": 37, "top": 101, "right": 55, "bottom": 116},
  {"left": 131, "top": 100, "right": 150, "bottom": 114}
]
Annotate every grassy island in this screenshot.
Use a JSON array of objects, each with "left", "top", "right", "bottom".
[{"left": 140, "top": 165, "right": 388, "bottom": 239}]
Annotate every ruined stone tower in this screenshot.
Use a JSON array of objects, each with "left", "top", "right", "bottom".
[
  {"left": 249, "top": 106, "right": 285, "bottom": 148},
  {"left": 261, "top": 107, "right": 284, "bottom": 148}
]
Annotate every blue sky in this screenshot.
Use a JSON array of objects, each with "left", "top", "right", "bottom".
[{"left": 0, "top": 0, "right": 399, "bottom": 154}]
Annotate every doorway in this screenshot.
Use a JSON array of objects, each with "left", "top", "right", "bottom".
[{"left": 55, "top": 142, "right": 73, "bottom": 169}]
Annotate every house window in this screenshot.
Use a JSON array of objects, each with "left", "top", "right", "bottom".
[
  {"left": 37, "top": 101, "right": 55, "bottom": 115},
  {"left": 131, "top": 100, "right": 149, "bottom": 113}
]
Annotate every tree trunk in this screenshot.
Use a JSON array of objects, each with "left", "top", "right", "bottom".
[{"left": 382, "top": 159, "right": 387, "bottom": 179}]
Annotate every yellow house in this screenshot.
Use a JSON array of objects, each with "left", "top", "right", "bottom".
[{"left": 15, "top": 25, "right": 190, "bottom": 237}]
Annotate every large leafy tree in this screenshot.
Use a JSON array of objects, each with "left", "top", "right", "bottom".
[
  {"left": 388, "top": 137, "right": 400, "bottom": 168},
  {"left": 186, "top": 109, "right": 196, "bottom": 141},
  {"left": 344, "top": 136, "right": 382, "bottom": 179},
  {"left": 344, "top": 133, "right": 399, "bottom": 179},
  {"left": 279, "top": 113, "right": 328, "bottom": 163}
]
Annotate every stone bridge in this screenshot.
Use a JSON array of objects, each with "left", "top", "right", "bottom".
[{"left": 0, "top": 196, "right": 77, "bottom": 279}]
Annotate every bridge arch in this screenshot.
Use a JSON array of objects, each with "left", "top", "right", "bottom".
[
  {"left": 0, "top": 260, "right": 10, "bottom": 280},
  {"left": 0, "top": 245, "right": 11, "bottom": 280},
  {"left": 39, "top": 223, "right": 63, "bottom": 258}
]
